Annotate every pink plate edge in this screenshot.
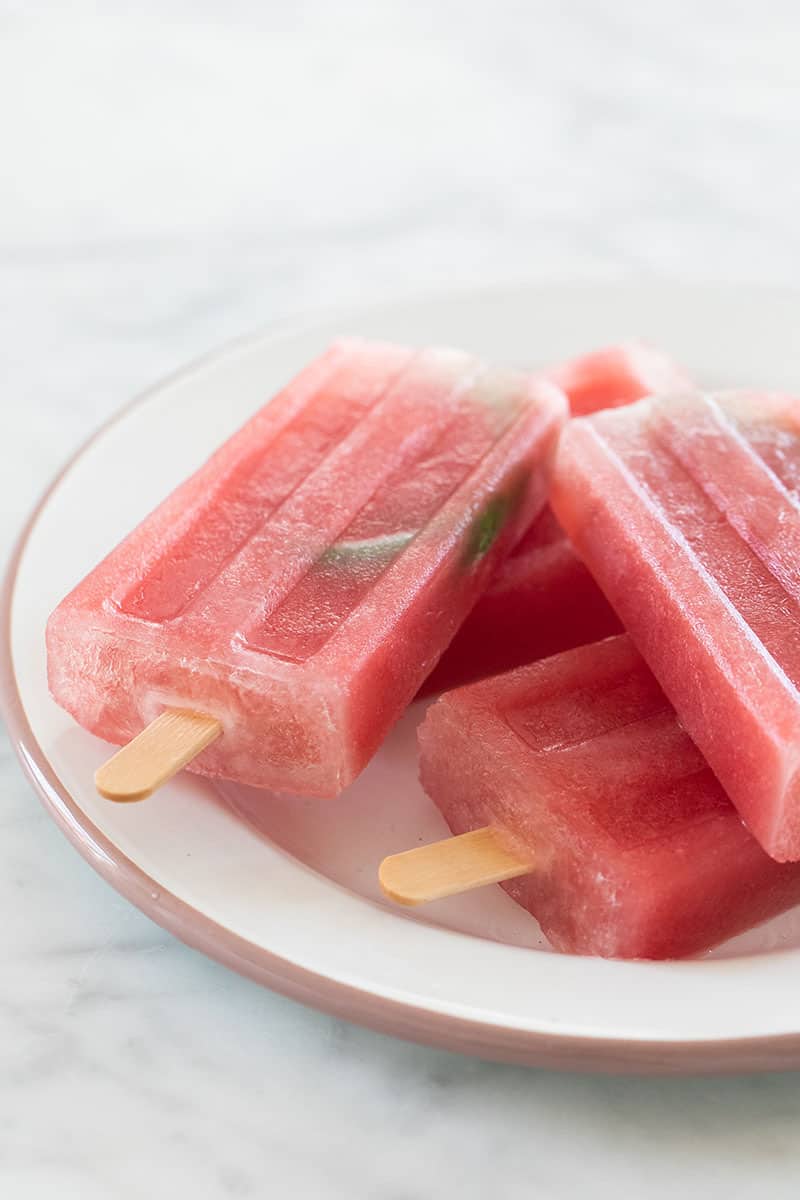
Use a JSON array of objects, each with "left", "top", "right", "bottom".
[{"left": 5, "top": 309, "right": 800, "bottom": 1074}]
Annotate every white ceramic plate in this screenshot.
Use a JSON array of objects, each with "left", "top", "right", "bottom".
[{"left": 6, "top": 282, "right": 800, "bottom": 1074}]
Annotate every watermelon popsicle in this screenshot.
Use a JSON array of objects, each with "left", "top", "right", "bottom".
[
  {"left": 549, "top": 340, "right": 693, "bottom": 416},
  {"left": 382, "top": 636, "right": 800, "bottom": 959},
  {"left": 424, "top": 343, "right": 689, "bottom": 692},
  {"left": 47, "top": 339, "right": 566, "bottom": 799},
  {"left": 421, "top": 506, "right": 622, "bottom": 693},
  {"left": 550, "top": 392, "right": 800, "bottom": 862}
]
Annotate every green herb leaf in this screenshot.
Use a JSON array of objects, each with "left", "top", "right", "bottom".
[
  {"left": 321, "top": 529, "right": 416, "bottom": 567},
  {"left": 464, "top": 495, "right": 512, "bottom": 564}
]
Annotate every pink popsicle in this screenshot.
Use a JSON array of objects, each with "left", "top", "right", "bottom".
[
  {"left": 551, "top": 391, "right": 800, "bottom": 861},
  {"left": 424, "top": 343, "right": 688, "bottom": 693},
  {"left": 549, "top": 341, "right": 692, "bottom": 416},
  {"left": 47, "top": 339, "right": 566, "bottom": 797},
  {"left": 418, "top": 635, "right": 800, "bottom": 958}
]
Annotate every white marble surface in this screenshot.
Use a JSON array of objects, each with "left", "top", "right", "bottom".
[{"left": 3, "top": 2, "right": 800, "bottom": 1196}]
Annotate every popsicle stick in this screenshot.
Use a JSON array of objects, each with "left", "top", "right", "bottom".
[
  {"left": 379, "top": 826, "right": 533, "bottom": 906},
  {"left": 95, "top": 709, "right": 223, "bottom": 802}
]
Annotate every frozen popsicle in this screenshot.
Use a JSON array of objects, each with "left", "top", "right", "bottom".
[
  {"left": 421, "top": 506, "right": 622, "bottom": 692},
  {"left": 549, "top": 341, "right": 692, "bottom": 416},
  {"left": 424, "top": 343, "right": 689, "bottom": 692},
  {"left": 47, "top": 338, "right": 566, "bottom": 799},
  {"left": 381, "top": 635, "right": 800, "bottom": 959},
  {"left": 550, "top": 392, "right": 800, "bottom": 862}
]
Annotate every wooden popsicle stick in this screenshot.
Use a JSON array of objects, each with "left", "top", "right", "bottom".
[
  {"left": 379, "top": 826, "right": 533, "bottom": 906},
  {"left": 95, "top": 709, "right": 223, "bottom": 802}
]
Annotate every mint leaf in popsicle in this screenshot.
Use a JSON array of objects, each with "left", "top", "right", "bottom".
[
  {"left": 321, "top": 529, "right": 416, "bottom": 567},
  {"left": 462, "top": 468, "right": 532, "bottom": 567},
  {"left": 465, "top": 496, "right": 510, "bottom": 562}
]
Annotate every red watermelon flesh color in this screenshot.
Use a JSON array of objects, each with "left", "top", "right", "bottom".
[
  {"left": 549, "top": 341, "right": 692, "bottom": 417},
  {"left": 47, "top": 339, "right": 566, "bottom": 797},
  {"left": 424, "top": 344, "right": 688, "bottom": 694},
  {"left": 419, "top": 635, "right": 800, "bottom": 959},
  {"left": 551, "top": 392, "right": 800, "bottom": 862}
]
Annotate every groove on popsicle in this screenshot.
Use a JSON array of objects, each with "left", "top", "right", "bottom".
[
  {"left": 94, "top": 709, "right": 223, "bottom": 802},
  {"left": 379, "top": 826, "right": 533, "bottom": 906}
]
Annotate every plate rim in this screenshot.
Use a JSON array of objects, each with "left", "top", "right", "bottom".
[{"left": 6, "top": 283, "right": 800, "bottom": 1074}]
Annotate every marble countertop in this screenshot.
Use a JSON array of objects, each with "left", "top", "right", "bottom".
[{"left": 4, "top": 3, "right": 800, "bottom": 1195}]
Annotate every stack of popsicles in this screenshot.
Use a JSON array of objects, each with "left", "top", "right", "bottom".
[{"left": 47, "top": 334, "right": 800, "bottom": 960}]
